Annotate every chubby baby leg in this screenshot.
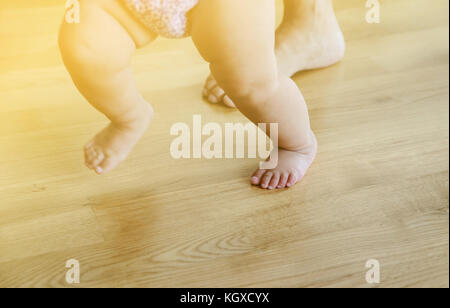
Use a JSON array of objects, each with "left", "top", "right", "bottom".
[
  {"left": 191, "top": 0, "right": 317, "bottom": 189},
  {"left": 59, "top": 0, "right": 156, "bottom": 174}
]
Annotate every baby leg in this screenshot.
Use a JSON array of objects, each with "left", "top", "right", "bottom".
[
  {"left": 191, "top": 0, "right": 317, "bottom": 189},
  {"left": 59, "top": 0, "right": 156, "bottom": 174}
]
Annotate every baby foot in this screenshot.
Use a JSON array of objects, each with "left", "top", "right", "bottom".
[
  {"left": 84, "top": 104, "right": 153, "bottom": 175},
  {"left": 251, "top": 132, "right": 318, "bottom": 190},
  {"left": 202, "top": 6, "right": 345, "bottom": 107}
]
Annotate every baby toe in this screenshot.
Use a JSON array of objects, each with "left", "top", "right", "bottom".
[
  {"left": 90, "top": 150, "right": 105, "bottom": 167},
  {"left": 96, "top": 156, "right": 118, "bottom": 175},
  {"left": 85, "top": 155, "right": 94, "bottom": 169},
  {"left": 202, "top": 87, "right": 209, "bottom": 97},
  {"left": 84, "top": 141, "right": 94, "bottom": 151},
  {"left": 84, "top": 149, "right": 97, "bottom": 168},
  {"left": 84, "top": 144, "right": 95, "bottom": 156},
  {"left": 261, "top": 172, "right": 274, "bottom": 189}
]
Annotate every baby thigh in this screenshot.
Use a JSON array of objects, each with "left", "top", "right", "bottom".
[{"left": 58, "top": 0, "right": 155, "bottom": 120}]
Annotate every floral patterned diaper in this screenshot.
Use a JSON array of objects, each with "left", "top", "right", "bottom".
[{"left": 123, "top": 0, "right": 199, "bottom": 38}]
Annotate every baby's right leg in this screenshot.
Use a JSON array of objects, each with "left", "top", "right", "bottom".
[{"left": 59, "top": 0, "right": 156, "bottom": 174}]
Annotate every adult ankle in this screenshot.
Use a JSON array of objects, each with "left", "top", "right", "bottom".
[{"left": 282, "top": 0, "right": 334, "bottom": 26}]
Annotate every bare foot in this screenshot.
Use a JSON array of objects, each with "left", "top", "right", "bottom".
[
  {"left": 251, "top": 132, "right": 317, "bottom": 190},
  {"left": 202, "top": 4, "right": 345, "bottom": 106},
  {"left": 84, "top": 104, "right": 153, "bottom": 175},
  {"left": 202, "top": 75, "right": 236, "bottom": 108},
  {"left": 275, "top": 3, "right": 346, "bottom": 77}
]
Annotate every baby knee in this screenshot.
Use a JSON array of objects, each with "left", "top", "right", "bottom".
[
  {"left": 59, "top": 32, "right": 125, "bottom": 75},
  {"left": 58, "top": 28, "right": 93, "bottom": 72},
  {"left": 225, "top": 74, "right": 279, "bottom": 107}
]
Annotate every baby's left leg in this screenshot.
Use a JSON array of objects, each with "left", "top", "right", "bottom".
[{"left": 191, "top": 0, "right": 317, "bottom": 189}]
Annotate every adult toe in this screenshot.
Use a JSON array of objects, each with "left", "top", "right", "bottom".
[
  {"left": 251, "top": 169, "right": 267, "bottom": 185},
  {"left": 277, "top": 172, "right": 289, "bottom": 189},
  {"left": 260, "top": 172, "right": 274, "bottom": 189},
  {"left": 268, "top": 172, "right": 280, "bottom": 190}
]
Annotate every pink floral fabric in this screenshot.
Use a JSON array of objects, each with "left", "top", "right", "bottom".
[{"left": 123, "top": 0, "right": 199, "bottom": 38}]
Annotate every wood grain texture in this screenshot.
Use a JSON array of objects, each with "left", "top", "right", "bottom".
[{"left": 0, "top": 0, "right": 448, "bottom": 288}]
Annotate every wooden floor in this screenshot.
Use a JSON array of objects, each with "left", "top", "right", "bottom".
[{"left": 0, "top": 0, "right": 448, "bottom": 288}]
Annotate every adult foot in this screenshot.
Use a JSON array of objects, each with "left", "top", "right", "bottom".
[{"left": 275, "top": 0, "right": 346, "bottom": 76}]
